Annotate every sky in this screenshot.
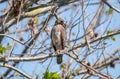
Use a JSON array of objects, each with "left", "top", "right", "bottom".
[{"left": 0, "top": 0, "right": 120, "bottom": 79}]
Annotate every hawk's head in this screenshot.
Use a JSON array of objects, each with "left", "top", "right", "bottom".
[{"left": 55, "top": 18, "right": 66, "bottom": 28}]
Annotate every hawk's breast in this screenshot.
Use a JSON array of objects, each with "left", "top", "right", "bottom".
[{"left": 52, "top": 25, "right": 61, "bottom": 46}]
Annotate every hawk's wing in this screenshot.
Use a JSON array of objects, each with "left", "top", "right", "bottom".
[
  {"left": 60, "top": 24, "right": 66, "bottom": 49},
  {"left": 51, "top": 26, "right": 56, "bottom": 51}
]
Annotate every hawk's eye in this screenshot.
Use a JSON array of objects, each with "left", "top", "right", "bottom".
[{"left": 60, "top": 20, "right": 63, "bottom": 24}]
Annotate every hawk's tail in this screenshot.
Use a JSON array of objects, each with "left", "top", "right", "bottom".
[{"left": 57, "top": 54, "right": 63, "bottom": 64}]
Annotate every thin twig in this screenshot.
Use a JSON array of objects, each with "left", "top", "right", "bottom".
[{"left": 0, "top": 63, "right": 32, "bottom": 79}]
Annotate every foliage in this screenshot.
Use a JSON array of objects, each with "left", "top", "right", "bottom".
[
  {"left": 60, "top": 63, "right": 66, "bottom": 69},
  {"left": 43, "top": 71, "right": 61, "bottom": 79},
  {"left": 14, "top": 73, "right": 20, "bottom": 78},
  {"left": 104, "top": 8, "right": 113, "bottom": 15},
  {"left": 107, "top": 30, "right": 116, "bottom": 41},
  {"left": 0, "top": 45, "right": 11, "bottom": 54}
]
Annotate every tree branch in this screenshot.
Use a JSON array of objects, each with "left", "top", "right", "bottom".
[
  {"left": 102, "top": 0, "right": 120, "bottom": 13},
  {"left": 0, "top": 63, "right": 32, "bottom": 79},
  {"left": 0, "top": 29, "right": 120, "bottom": 62},
  {"left": 69, "top": 30, "right": 120, "bottom": 51}
]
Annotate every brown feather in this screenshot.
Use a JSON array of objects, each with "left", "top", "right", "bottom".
[
  {"left": 60, "top": 24, "right": 66, "bottom": 49},
  {"left": 51, "top": 18, "right": 66, "bottom": 64}
]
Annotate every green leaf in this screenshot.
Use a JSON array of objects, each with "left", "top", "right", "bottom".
[
  {"left": 109, "top": 8, "right": 113, "bottom": 14},
  {"left": 6, "top": 45, "right": 12, "bottom": 50},
  {"left": 0, "top": 45, "right": 6, "bottom": 54},
  {"left": 0, "top": 45, "right": 11, "bottom": 54},
  {"left": 106, "top": 30, "right": 116, "bottom": 41},
  {"left": 75, "top": 69, "right": 80, "bottom": 74},
  {"left": 43, "top": 71, "right": 61, "bottom": 79},
  {"left": 107, "top": 30, "right": 113, "bottom": 34},
  {"left": 60, "top": 63, "right": 66, "bottom": 69},
  {"left": 111, "top": 36, "right": 117, "bottom": 41},
  {"left": 104, "top": 8, "right": 113, "bottom": 15},
  {"left": 106, "top": 35, "right": 117, "bottom": 41},
  {"left": 44, "top": 71, "right": 51, "bottom": 79},
  {"left": 14, "top": 73, "right": 20, "bottom": 78}
]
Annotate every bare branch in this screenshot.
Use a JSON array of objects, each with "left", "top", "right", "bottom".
[
  {"left": 0, "top": 63, "right": 32, "bottom": 79},
  {"left": 102, "top": 0, "right": 120, "bottom": 13}
]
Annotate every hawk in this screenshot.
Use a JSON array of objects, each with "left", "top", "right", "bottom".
[{"left": 51, "top": 18, "right": 66, "bottom": 64}]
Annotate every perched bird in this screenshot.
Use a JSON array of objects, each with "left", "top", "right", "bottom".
[{"left": 51, "top": 18, "right": 66, "bottom": 64}]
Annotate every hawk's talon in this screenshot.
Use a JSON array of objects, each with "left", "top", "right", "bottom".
[{"left": 56, "top": 50, "right": 60, "bottom": 54}]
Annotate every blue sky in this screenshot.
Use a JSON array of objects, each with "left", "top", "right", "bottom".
[{"left": 0, "top": 0, "right": 120, "bottom": 79}]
